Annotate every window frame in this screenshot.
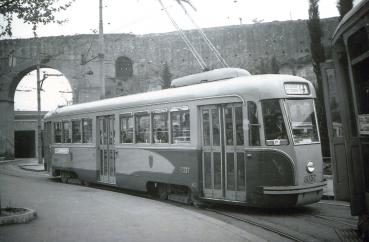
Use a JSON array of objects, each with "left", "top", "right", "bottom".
[
  {"left": 81, "top": 118, "right": 93, "bottom": 144},
  {"left": 71, "top": 119, "right": 82, "bottom": 143},
  {"left": 170, "top": 106, "right": 191, "bottom": 144},
  {"left": 119, "top": 112, "right": 134, "bottom": 144},
  {"left": 53, "top": 121, "right": 62, "bottom": 144},
  {"left": 284, "top": 98, "right": 321, "bottom": 146},
  {"left": 247, "top": 101, "right": 261, "bottom": 146},
  {"left": 261, "top": 99, "right": 289, "bottom": 146},
  {"left": 152, "top": 108, "right": 169, "bottom": 144},
  {"left": 134, "top": 111, "right": 151, "bottom": 144},
  {"left": 62, "top": 120, "right": 72, "bottom": 144}
]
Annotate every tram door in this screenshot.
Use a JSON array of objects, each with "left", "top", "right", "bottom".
[
  {"left": 201, "top": 104, "right": 246, "bottom": 201},
  {"left": 97, "top": 115, "right": 116, "bottom": 184}
]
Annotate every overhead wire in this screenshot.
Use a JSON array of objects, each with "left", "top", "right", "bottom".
[
  {"left": 157, "top": 0, "right": 208, "bottom": 70},
  {"left": 176, "top": 0, "right": 229, "bottom": 68}
]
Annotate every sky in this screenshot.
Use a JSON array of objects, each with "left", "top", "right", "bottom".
[
  {"left": 7, "top": 0, "right": 359, "bottom": 111},
  {"left": 5, "top": 0, "right": 347, "bottom": 39},
  {"left": 14, "top": 69, "right": 73, "bottom": 111}
]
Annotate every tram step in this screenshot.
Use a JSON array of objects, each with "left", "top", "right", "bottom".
[{"left": 168, "top": 194, "right": 190, "bottom": 204}]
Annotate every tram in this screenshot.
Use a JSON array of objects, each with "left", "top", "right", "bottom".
[
  {"left": 322, "top": 0, "right": 369, "bottom": 236},
  {"left": 43, "top": 68, "right": 326, "bottom": 208}
]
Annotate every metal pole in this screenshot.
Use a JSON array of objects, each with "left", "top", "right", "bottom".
[
  {"left": 36, "top": 42, "right": 43, "bottom": 165},
  {"left": 99, "top": 0, "right": 105, "bottom": 99}
]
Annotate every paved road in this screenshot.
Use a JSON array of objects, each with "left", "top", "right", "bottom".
[{"left": 0, "top": 161, "right": 264, "bottom": 242}]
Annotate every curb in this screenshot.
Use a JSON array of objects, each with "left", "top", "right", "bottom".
[
  {"left": 0, "top": 208, "right": 37, "bottom": 226},
  {"left": 18, "top": 165, "right": 45, "bottom": 172}
]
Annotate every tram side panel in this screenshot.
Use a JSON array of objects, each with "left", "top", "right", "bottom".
[
  {"left": 114, "top": 148, "right": 201, "bottom": 192},
  {"left": 51, "top": 146, "right": 97, "bottom": 181},
  {"left": 245, "top": 149, "right": 295, "bottom": 207}
]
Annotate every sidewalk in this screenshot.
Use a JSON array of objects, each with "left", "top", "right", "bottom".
[
  {"left": 0, "top": 158, "right": 45, "bottom": 172},
  {"left": 18, "top": 158, "right": 45, "bottom": 172}
]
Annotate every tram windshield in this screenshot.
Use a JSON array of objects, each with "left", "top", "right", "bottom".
[
  {"left": 262, "top": 99, "right": 289, "bottom": 146},
  {"left": 285, "top": 99, "right": 319, "bottom": 145}
]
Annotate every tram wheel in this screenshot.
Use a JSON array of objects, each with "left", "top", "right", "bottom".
[
  {"left": 60, "top": 171, "right": 68, "bottom": 183},
  {"left": 158, "top": 184, "right": 168, "bottom": 200},
  {"left": 191, "top": 193, "right": 206, "bottom": 208}
]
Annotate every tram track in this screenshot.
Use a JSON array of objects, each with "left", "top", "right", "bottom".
[
  {"left": 312, "top": 214, "right": 357, "bottom": 228},
  {"left": 318, "top": 201, "right": 351, "bottom": 207},
  {"left": 198, "top": 202, "right": 360, "bottom": 242},
  {"left": 205, "top": 208, "right": 307, "bottom": 242}
]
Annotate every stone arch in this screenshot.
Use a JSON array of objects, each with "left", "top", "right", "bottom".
[
  {"left": 8, "top": 64, "right": 74, "bottom": 102},
  {"left": 115, "top": 56, "right": 133, "bottom": 80}
]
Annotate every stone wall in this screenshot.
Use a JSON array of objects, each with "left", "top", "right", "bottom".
[{"left": 0, "top": 17, "right": 339, "bottom": 156}]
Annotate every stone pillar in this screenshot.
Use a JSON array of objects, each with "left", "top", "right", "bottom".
[{"left": 0, "top": 99, "right": 14, "bottom": 158}]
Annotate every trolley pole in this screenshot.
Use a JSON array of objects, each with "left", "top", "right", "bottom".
[
  {"left": 99, "top": 0, "right": 105, "bottom": 99},
  {"left": 36, "top": 42, "right": 43, "bottom": 165}
]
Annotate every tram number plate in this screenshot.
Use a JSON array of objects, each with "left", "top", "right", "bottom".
[
  {"left": 179, "top": 167, "right": 190, "bottom": 174},
  {"left": 304, "top": 174, "right": 316, "bottom": 184}
]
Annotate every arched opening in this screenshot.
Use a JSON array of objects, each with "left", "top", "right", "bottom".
[
  {"left": 13, "top": 67, "right": 72, "bottom": 158},
  {"left": 115, "top": 56, "right": 133, "bottom": 80},
  {"left": 14, "top": 68, "right": 72, "bottom": 111}
]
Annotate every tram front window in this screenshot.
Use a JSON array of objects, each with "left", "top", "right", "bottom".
[
  {"left": 285, "top": 99, "right": 319, "bottom": 145},
  {"left": 262, "top": 99, "right": 288, "bottom": 145}
]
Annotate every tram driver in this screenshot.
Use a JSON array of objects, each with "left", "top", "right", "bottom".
[{"left": 266, "top": 115, "right": 288, "bottom": 141}]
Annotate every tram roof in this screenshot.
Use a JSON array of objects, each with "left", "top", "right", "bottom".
[
  {"left": 332, "top": 0, "right": 369, "bottom": 43},
  {"left": 45, "top": 74, "right": 314, "bottom": 119}
]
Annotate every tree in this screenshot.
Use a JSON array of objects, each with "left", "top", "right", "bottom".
[
  {"left": 337, "top": 0, "right": 353, "bottom": 20},
  {"left": 0, "top": 0, "right": 74, "bottom": 37},
  {"left": 161, "top": 62, "right": 172, "bottom": 89},
  {"left": 307, "top": 0, "right": 329, "bottom": 157}
]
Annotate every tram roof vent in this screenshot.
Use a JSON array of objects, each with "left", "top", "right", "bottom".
[{"left": 170, "top": 68, "right": 251, "bottom": 88}]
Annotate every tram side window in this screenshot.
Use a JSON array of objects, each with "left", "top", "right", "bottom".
[
  {"left": 72, "top": 120, "right": 82, "bottom": 143},
  {"left": 62, "top": 121, "right": 71, "bottom": 143},
  {"left": 135, "top": 112, "right": 150, "bottom": 143},
  {"left": 120, "top": 114, "right": 133, "bottom": 143},
  {"left": 235, "top": 106, "right": 244, "bottom": 145},
  {"left": 54, "top": 122, "right": 62, "bottom": 143},
  {"left": 82, "top": 119, "right": 92, "bottom": 143},
  {"left": 171, "top": 109, "right": 190, "bottom": 144},
  {"left": 262, "top": 100, "right": 288, "bottom": 145},
  {"left": 247, "top": 102, "right": 260, "bottom": 146},
  {"left": 152, "top": 111, "right": 169, "bottom": 143}
]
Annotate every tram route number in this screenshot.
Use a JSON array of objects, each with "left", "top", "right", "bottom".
[
  {"left": 179, "top": 167, "right": 191, "bottom": 174},
  {"left": 304, "top": 173, "right": 316, "bottom": 184}
]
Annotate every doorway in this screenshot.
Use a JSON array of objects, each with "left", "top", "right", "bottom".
[
  {"left": 97, "top": 115, "right": 116, "bottom": 184},
  {"left": 200, "top": 104, "right": 246, "bottom": 201}
]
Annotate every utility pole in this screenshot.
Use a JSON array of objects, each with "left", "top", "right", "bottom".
[
  {"left": 99, "top": 0, "right": 105, "bottom": 99},
  {"left": 36, "top": 42, "right": 42, "bottom": 165}
]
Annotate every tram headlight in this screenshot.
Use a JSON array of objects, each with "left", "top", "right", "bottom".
[{"left": 306, "top": 161, "right": 315, "bottom": 173}]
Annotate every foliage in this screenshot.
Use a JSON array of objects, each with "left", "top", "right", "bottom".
[
  {"left": 307, "top": 0, "right": 329, "bottom": 157},
  {"left": 0, "top": 0, "right": 74, "bottom": 37},
  {"left": 161, "top": 62, "right": 172, "bottom": 89},
  {"left": 337, "top": 0, "right": 353, "bottom": 20}
]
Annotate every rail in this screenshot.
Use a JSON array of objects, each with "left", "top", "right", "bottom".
[{"left": 205, "top": 208, "right": 306, "bottom": 242}]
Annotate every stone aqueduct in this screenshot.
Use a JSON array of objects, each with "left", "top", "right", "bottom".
[{"left": 0, "top": 18, "right": 338, "bottom": 156}]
